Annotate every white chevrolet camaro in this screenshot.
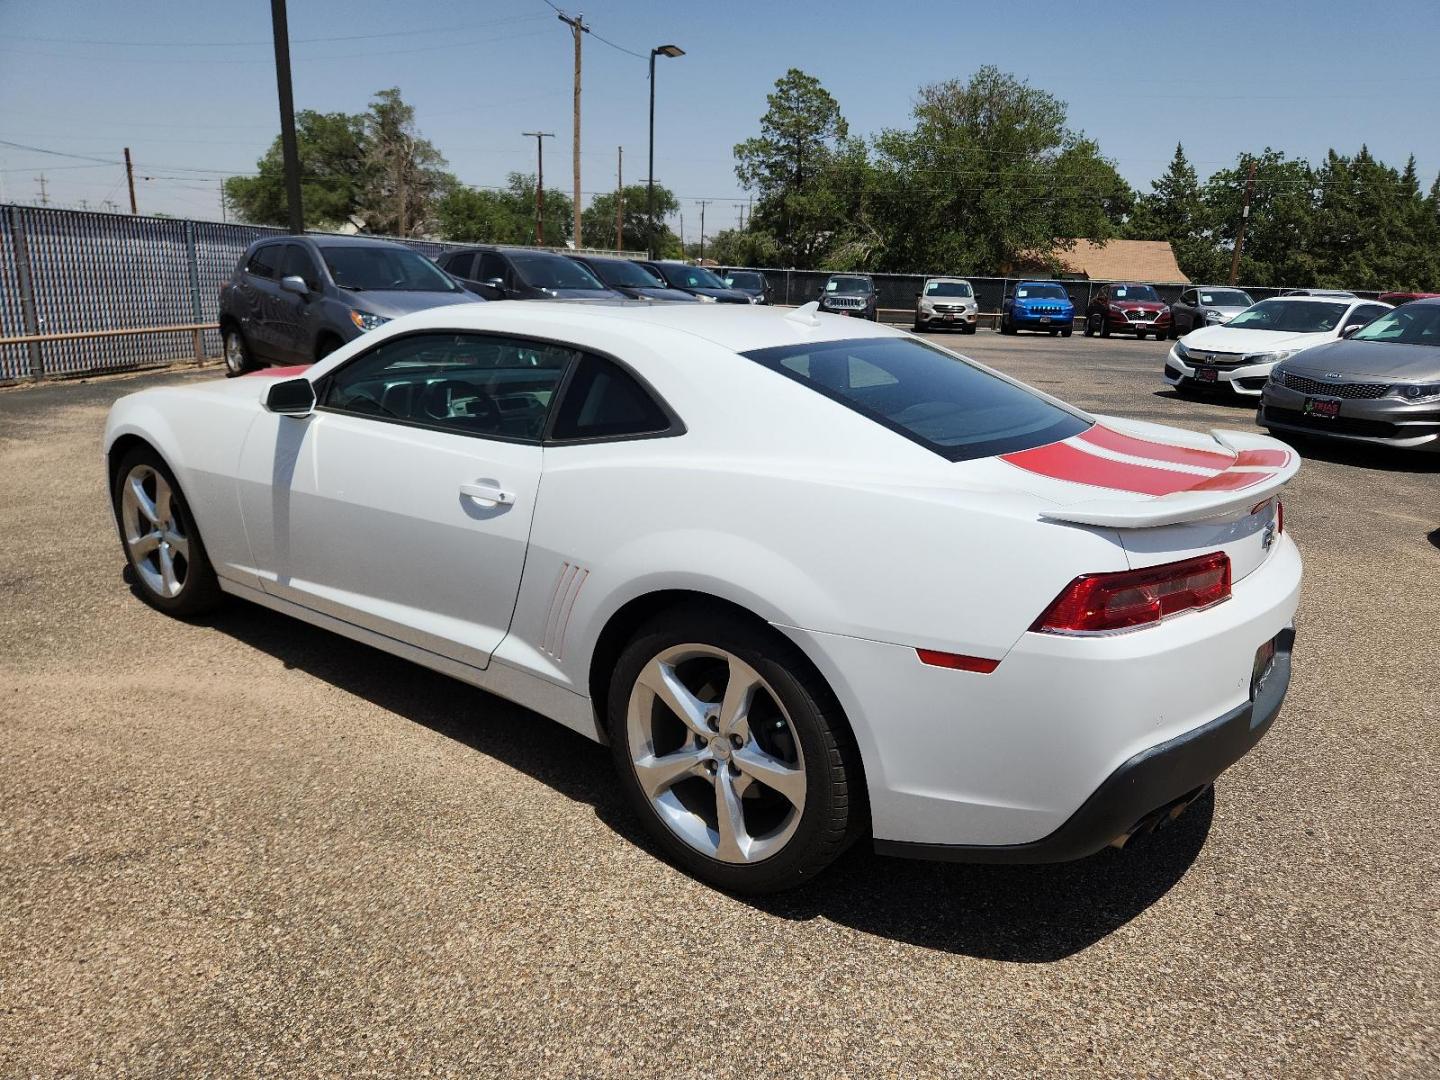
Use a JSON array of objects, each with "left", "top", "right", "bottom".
[{"left": 105, "top": 301, "right": 1302, "bottom": 893}]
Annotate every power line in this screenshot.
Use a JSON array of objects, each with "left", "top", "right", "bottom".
[{"left": 4, "top": 13, "right": 549, "bottom": 48}]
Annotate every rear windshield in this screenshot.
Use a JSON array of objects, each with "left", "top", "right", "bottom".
[
  {"left": 742, "top": 337, "right": 1090, "bottom": 461},
  {"left": 1015, "top": 284, "right": 1068, "bottom": 300}
]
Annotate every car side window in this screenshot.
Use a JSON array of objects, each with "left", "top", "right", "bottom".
[
  {"left": 319, "top": 332, "right": 576, "bottom": 443},
  {"left": 478, "top": 252, "right": 508, "bottom": 284},
  {"left": 1348, "top": 304, "right": 1388, "bottom": 328},
  {"left": 550, "top": 355, "right": 675, "bottom": 441},
  {"left": 246, "top": 244, "right": 279, "bottom": 279},
  {"left": 441, "top": 252, "right": 473, "bottom": 277},
  {"left": 280, "top": 244, "right": 321, "bottom": 289},
  {"left": 1181, "top": 290, "right": 1196, "bottom": 305}
]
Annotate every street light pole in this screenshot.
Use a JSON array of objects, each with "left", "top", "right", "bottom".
[{"left": 647, "top": 44, "right": 684, "bottom": 259}]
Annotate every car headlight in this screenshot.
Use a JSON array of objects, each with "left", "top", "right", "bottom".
[
  {"left": 1268, "top": 366, "right": 1286, "bottom": 384},
  {"left": 349, "top": 310, "right": 390, "bottom": 332},
  {"left": 1395, "top": 382, "right": 1440, "bottom": 401},
  {"left": 696, "top": 293, "right": 717, "bottom": 303},
  {"left": 1174, "top": 341, "right": 1192, "bottom": 363},
  {"left": 749, "top": 295, "right": 761, "bottom": 304},
  {"left": 1242, "top": 349, "right": 1298, "bottom": 366}
]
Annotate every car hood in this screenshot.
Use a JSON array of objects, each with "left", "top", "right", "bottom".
[
  {"left": 1181, "top": 324, "right": 1332, "bottom": 355},
  {"left": 1014, "top": 296, "right": 1073, "bottom": 307},
  {"left": 691, "top": 287, "right": 752, "bottom": 302},
  {"left": 343, "top": 289, "right": 482, "bottom": 317},
  {"left": 625, "top": 286, "right": 700, "bottom": 302},
  {"left": 1283, "top": 339, "right": 1440, "bottom": 381},
  {"left": 1109, "top": 301, "right": 1168, "bottom": 313},
  {"left": 535, "top": 287, "right": 626, "bottom": 300}
]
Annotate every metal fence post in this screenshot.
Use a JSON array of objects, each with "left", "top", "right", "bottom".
[
  {"left": 185, "top": 220, "right": 205, "bottom": 364},
  {"left": 6, "top": 205, "right": 45, "bottom": 380}
]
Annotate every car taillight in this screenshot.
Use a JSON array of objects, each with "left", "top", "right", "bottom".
[
  {"left": 1277, "top": 499, "right": 1284, "bottom": 534},
  {"left": 916, "top": 649, "right": 1000, "bottom": 673},
  {"left": 1030, "top": 552, "right": 1231, "bottom": 634}
]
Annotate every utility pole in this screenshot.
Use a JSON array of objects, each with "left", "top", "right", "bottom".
[
  {"left": 269, "top": 0, "right": 304, "bottom": 234},
  {"left": 615, "top": 146, "right": 623, "bottom": 251},
  {"left": 557, "top": 10, "right": 588, "bottom": 249},
  {"left": 35, "top": 174, "right": 49, "bottom": 206},
  {"left": 733, "top": 202, "right": 746, "bottom": 231},
  {"left": 696, "top": 199, "right": 711, "bottom": 262},
  {"left": 522, "top": 131, "right": 554, "bottom": 245},
  {"left": 1228, "top": 161, "right": 1257, "bottom": 286},
  {"left": 123, "top": 147, "right": 138, "bottom": 214}
]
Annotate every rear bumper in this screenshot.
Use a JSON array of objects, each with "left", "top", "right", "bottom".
[{"left": 876, "top": 628, "right": 1293, "bottom": 864}]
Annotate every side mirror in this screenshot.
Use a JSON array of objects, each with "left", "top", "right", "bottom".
[
  {"left": 279, "top": 274, "right": 309, "bottom": 297},
  {"left": 264, "top": 377, "right": 316, "bottom": 416},
  {"left": 1341, "top": 323, "right": 1363, "bottom": 338}
]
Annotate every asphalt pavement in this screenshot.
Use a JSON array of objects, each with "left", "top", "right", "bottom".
[{"left": 1, "top": 335, "right": 1436, "bottom": 1077}]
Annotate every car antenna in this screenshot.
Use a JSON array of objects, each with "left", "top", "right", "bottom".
[{"left": 786, "top": 300, "right": 821, "bottom": 327}]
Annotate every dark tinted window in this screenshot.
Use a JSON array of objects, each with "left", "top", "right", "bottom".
[
  {"left": 279, "top": 244, "right": 321, "bottom": 288},
  {"left": 657, "top": 263, "right": 725, "bottom": 289},
  {"left": 591, "top": 259, "right": 666, "bottom": 289},
  {"left": 1110, "top": 284, "right": 1160, "bottom": 302},
  {"left": 1015, "top": 283, "right": 1068, "bottom": 300},
  {"left": 478, "top": 252, "right": 508, "bottom": 281},
  {"left": 509, "top": 253, "right": 607, "bottom": 290},
  {"left": 551, "top": 356, "right": 673, "bottom": 440},
  {"left": 442, "top": 252, "right": 475, "bottom": 276},
  {"left": 1346, "top": 304, "right": 1390, "bottom": 328},
  {"left": 827, "top": 276, "right": 872, "bottom": 294},
  {"left": 246, "top": 244, "right": 280, "bottom": 279},
  {"left": 319, "top": 245, "right": 459, "bottom": 293},
  {"left": 743, "top": 337, "right": 1090, "bottom": 461},
  {"left": 1228, "top": 300, "right": 1348, "bottom": 333},
  {"left": 320, "top": 332, "right": 574, "bottom": 442},
  {"left": 726, "top": 271, "right": 765, "bottom": 290}
]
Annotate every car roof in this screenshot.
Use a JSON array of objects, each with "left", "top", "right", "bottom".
[
  {"left": 925, "top": 276, "right": 970, "bottom": 282},
  {"left": 251, "top": 234, "right": 412, "bottom": 251},
  {"left": 362, "top": 298, "right": 901, "bottom": 355}
]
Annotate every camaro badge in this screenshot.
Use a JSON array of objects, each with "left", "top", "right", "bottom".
[{"left": 1261, "top": 521, "right": 1277, "bottom": 550}]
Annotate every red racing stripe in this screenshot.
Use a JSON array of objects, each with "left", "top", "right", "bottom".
[
  {"left": 1188, "top": 470, "right": 1270, "bottom": 491},
  {"left": 1079, "top": 425, "right": 1235, "bottom": 469},
  {"left": 1002, "top": 441, "right": 1209, "bottom": 495},
  {"left": 245, "top": 364, "right": 313, "bottom": 378},
  {"left": 1235, "top": 448, "right": 1289, "bottom": 467}
]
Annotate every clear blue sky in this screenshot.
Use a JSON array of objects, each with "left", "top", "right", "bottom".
[{"left": 3, "top": 0, "right": 1438, "bottom": 234}]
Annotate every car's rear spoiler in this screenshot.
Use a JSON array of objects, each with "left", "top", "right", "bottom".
[{"left": 1037, "top": 429, "right": 1301, "bottom": 528}]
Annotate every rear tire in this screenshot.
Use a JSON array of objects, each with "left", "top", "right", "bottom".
[
  {"left": 608, "top": 606, "right": 861, "bottom": 894},
  {"left": 111, "top": 446, "right": 223, "bottom": 617},
  {"left": 1100, "top": 319, "right": 1111, "bottom": 339},
  {"left": 222, "top": 327, "right": 256, "bottom": 377}
]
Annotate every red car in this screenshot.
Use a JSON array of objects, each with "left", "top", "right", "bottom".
[
  {"left": 1084, "top": 283, "right": 1173, "bottom": 340},
  {"left": 1377, "top": 292, "right": 1440, "bottom": 306}
]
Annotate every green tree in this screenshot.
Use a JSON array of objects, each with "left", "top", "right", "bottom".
[
  {"left": 223, "top": 109, "right": 369, "bottom": 228},
  {"left": 1127, "top": 143, "right": 1223, "bottom": 281},
  {"left": 734, "top": 69, "right": 852, "bottom": 267},
  {"left": 869, "top": 67, "right": 1132, "bottom": 274},
  {"left": 359, "top": 87, "right": 456, "bottom": 237},
  {"left": 579, "top": 183, "right": 679, "bottom": 251},
  {"left": 435, "top": 174, "right": 572, "bottom": 247},
  {"left": 1202, "top": 149, "right": 1317, "bottom": 287}
]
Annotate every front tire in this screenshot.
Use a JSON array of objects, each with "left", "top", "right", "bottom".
[
  {"left": 112, "top": 446, "right": 223, "bottom": 617},
  {"left": 608, "top": 607, "right": 860, "bottom": 894}
]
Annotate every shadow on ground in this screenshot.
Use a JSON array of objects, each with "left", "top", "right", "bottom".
[{"left": 191, "top": 587, "right": 1209, "bottom": 964}]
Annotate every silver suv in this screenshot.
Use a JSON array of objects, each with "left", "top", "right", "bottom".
[{"left": 914, "top": 277, "right": 978, "bottom": 334}]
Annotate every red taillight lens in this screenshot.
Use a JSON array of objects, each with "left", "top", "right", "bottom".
[
  {"left": 1276, "top": 499, "right": 1284, "bottom": 534},
  {"left": 1030, "top": 552, "right": 1231, "bottom": 634}
]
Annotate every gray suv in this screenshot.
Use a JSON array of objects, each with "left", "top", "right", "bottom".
[{"left": 219, "top": 235, "right": 479, "bottom": 375}]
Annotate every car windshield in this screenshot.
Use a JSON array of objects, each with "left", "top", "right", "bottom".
[
  {"left": 320, "top": 246, "right": 460, "bottom": 293},
  {"left": 659, "top": 264, "right": 725, "bottom": 289},
  {"left": 510, "top": 254, "right": 607, "bottom": 290},
  {"left": 1198, "top": 289, "right": 1252, "bottom": 307},
  {"left": 726, "top": 271, "right": 764, "bottom": 290},
  {"left": 1016, "top": 284, "right": 1067, "bottom": 300},
  {"left": 925, "top": 281, "right": 973, "bottom": 297},
  {"left": 1226, "top": 299, "right": 1348, "bottom": 333},
  {"left": 1110, "top": 285, "right": 1160, "bottom": 302},
  {"left": 592, "top": 260, "right": 665, "bottom": 289},
  {"left": 827, "top": 276, "right": 872, "bottom": 294},
  {"left": 1350, "top": 304, "right": 1440, "bottom": 347},
  {"left": 742, "top": 337, "right": 1090, "bottom": 462}
]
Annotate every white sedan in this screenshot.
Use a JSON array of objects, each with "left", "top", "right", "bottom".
[
  {"left": 105, "top": 301, "right": 1302, "bottom": 893},
  {"left": 1165, "top": 294, "right": 1392, "bottom": 397}
]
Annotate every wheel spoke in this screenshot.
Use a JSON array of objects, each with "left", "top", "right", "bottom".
[
  {"left": 638, "top": 659, "right": 712, "bottom": 736},
  {"left": 158, "top": 546, "right": 180, "bottom": 595},
  {"left": 717, "top": 658, "right": 762, "bottom": 739},
  {"left": 713, "top": 770, "right": 750, "bottom": 862},
  {"left": 127, "top": 475, "right": 158, "bottom": 524},
  {"left": 733, "top": 745, "right": 806, "bottom": 810},
  {"left": 632, "top": 748, "right": 706, "bottom": 798},
  {"left": 130, "top": 531, "right": 161, "bottom": 559},
  {"left": 164, "top": 530, "right": 190, "bottom": 562},
  {"left": 153, "top": 475, "right": 174, "bottom": 527}
]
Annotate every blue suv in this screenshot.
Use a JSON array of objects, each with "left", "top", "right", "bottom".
[{"left": 1001, "top": 281, "right": 1075, "bottom": 337}]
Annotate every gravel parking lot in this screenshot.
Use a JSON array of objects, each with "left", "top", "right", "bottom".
[{"left": 2, "top": 334, "right": 1436, "bottom": 1077}]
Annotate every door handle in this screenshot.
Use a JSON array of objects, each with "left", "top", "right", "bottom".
[{"left": 459, "top": 481, "right": 514, "bottom": 507}]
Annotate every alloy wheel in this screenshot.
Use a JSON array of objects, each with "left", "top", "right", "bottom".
[
  {"left": 224, "top": 331, "right": 245, "bottom": 375},
  {"left": 120, "top": 464, "right": 190, "bottom": 598},
  {"left": 625, "top": 644, "right": 807, "bottom": 864}
]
